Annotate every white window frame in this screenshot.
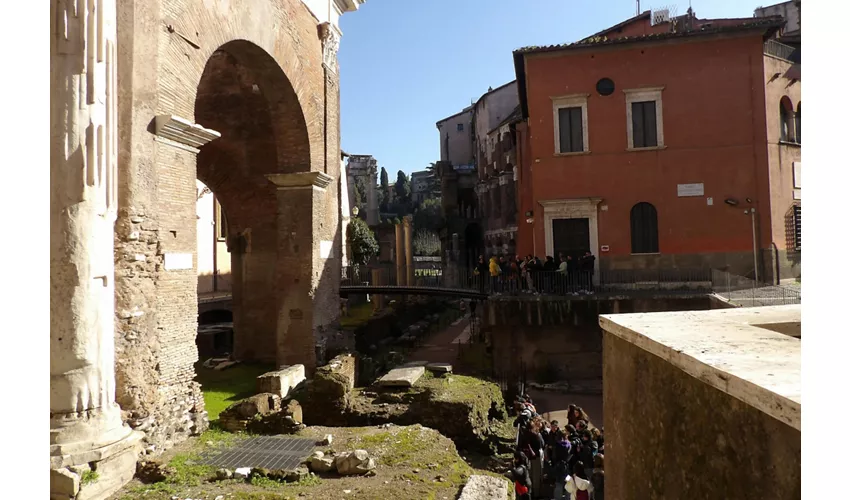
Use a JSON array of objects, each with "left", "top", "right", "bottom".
[
  {"left": 552, "top": 93, "right": 590, "bottom": 155},
  {"left": 624, "top": 86, "right": 665, "bottom": 151}
]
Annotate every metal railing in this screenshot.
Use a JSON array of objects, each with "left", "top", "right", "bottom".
[
  {"left": 765, "top": 39, "right": 799, "bottom": 63},
  {"left": 711, "top": 269, "right": 801, "bottom": 307},
  {"left": 342, "top": 265, "right": 713, "bottom": 296}
]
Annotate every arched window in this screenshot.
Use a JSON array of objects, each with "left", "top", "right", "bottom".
[
  {"left": 795, "top": 102, "right": 801, "bottom": 144},
  {"left": 780, "top": 96, "right": 794, "bottom": 142},
  {"left": 630, "top": 202, "right": 659, "bottom": 254}
]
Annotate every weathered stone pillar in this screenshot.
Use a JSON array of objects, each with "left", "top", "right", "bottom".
[
  {"left": 403, "top": 216, "right": 414, "bottom": 286},
  {"left": 367, "top": 166, "right": 379, "bottom": 226},
  {"left": 395, "top": 222, "right": 405, "bottom": 285},
  {"left": 267, "top": 172, "right": 337, "bottom": 373},
  {"left": 51, "top": 1, "right": 142, "bottom": 498}
]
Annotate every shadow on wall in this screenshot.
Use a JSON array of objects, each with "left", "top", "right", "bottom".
[{"left": 198, "top": 271, "right": 233, "bottom": 295}]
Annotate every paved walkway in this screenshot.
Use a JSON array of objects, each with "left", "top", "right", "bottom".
[{"left": 405, "top": 317, "right": 469, "bottom": 365}]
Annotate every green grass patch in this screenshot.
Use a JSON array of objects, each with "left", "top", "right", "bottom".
[
  {"left": 195, "top": 362, "right": 275, "bottom": 422},
  {"left": 81, "top": 470, "right": 99, "bottom": 485},
  {"left": 340, "top": 301, "right": 375, "bottom": 328}
]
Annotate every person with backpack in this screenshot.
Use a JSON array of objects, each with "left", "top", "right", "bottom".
[
  {"left": 506, "top": 451, "right": 533, "bottom": 500},
  {"left": 565, "top": 461, "right": 594, "bottom": 500},
  {"left": 550, "top": 430, "right": 573, "bottom": 500}
]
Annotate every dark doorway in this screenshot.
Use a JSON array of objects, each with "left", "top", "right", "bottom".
[{"left": 552, "top": 218, "right": 590, "bottom": 259}]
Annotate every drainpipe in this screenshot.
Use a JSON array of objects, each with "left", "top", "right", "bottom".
[{"left": 749, "top": 208, "right": 758, "bottom": 284}]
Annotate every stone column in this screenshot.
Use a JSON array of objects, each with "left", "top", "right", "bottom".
[
  {"left": 395, "top": 223, "right": 405, "bottom": 285},
  {"left": 267, "top": 172, "right": 336, "bottom": 373},
  {"left": 403, "top": 216, "right": 414, "bottom": 286},
  {"left": 366, "top": 166, "right": 379, "bottom": 226},
  {"left": 51, "top": 1, "right": 142, "bottom": 498}
]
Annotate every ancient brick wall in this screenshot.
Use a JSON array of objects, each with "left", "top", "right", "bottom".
[{"left": 114, "top": 0, "right": 340, "bottom": 454}]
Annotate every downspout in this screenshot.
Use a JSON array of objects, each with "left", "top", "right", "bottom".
[{"left": 748, "top": 52, "right": 766, "bottom": 283}]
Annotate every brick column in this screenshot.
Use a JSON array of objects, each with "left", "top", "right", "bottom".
[
  {"left": 267, "top": 172, "right": 336, "bottom": 373},
  {"left": 51, "top": 1, "right": 142, "bottom": 498}
]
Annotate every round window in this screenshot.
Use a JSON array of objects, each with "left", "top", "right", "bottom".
[{"left": 596, "top": 78, "right": 615, "bottom": 96}]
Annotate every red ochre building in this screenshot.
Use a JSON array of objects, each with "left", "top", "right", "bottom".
[{"left": 512, "top": 10, "right": 801, "bottom": 283}]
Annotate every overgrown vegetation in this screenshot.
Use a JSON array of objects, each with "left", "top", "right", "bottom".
[
  {"left": 346, "top": 217, "right": 379, "bottom": 265},
  {"left": 81, "top": 470, "right": 99, "bottom": 485},
  {"left": 340, "top": 301, "right": 375, "bottom": 329},
  {"left": 194, "top": 362, "right": 276, "bottom": 422},
  {"left": 413, "top": 229, "right": 441, "bottom": 256}
]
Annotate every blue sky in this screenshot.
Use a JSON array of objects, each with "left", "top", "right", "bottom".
[{"left": 338, "top": 0, "right": 769, "bottom": 175}]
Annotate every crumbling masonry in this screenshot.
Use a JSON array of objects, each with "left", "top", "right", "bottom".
[{"left": 50, "top": 0, "right": 363, "bottom": 498}]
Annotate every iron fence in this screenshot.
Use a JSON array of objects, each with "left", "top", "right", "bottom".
[
  {"left": 711, "top": 269, "right": 801, "bottom": 307},
  {"left": 343, "top": 265, "right": 712, "bottom": 296},
  {"left": 764, "top": 39, "right": 798, "bottom": 62}
]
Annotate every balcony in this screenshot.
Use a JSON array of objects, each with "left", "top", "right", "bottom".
[{"left": 764, "top": 39, "right": 800, "bottom": 63}]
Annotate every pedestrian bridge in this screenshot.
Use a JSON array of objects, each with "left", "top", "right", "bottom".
[{"left": 339, "top": 265, "right": 730, "bottom": 301}]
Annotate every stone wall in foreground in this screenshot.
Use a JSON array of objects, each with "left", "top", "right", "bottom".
[{"left": 603, "top": 333, "right": 801, "bottom": 499}]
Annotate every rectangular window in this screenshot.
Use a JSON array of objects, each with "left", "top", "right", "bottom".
[
  {"left": 558, "top": 107, "right": 584, "bottom": 153},
  {"left": 457, "top": 123, "right": 464, "bottom": 132},
  {"left": 215, "top": 200, "right": 228, "bottom": 241},
  {"left": 631, "top": 101, "right": 658, "bottom": 148},
  {"left": 625, "top": 87, "right": 664, "bottom": 150}
]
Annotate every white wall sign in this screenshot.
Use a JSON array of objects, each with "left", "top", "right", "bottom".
[
  {"left": 164, "top": 253, "right": 193, "bottom": 271},
  {"left": 320, "top": 240, "right": 334, "bottom": 259},
  {"left": 677, "top": 183, "right": 705, "bottom": 197},
  {"left": 793, "top": 162, "right": 801, "bottom": 189}
]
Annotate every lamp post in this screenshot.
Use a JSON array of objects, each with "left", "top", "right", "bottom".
[{"left": 352, "top": 205, "right": 359, "bottom": 218}]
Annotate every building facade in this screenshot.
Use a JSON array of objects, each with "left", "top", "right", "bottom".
[
  {"left": 436, "top": 106, "right": 475, "bottom": 168},
  {"left": 50, "top": 1, "right": 364, "bottom": 498},
  {"left": 513, "top": 12, "right": 800, "bottom": 282},
  {"left": 346, "top": 154, "right": 380, "bottom": 225},
  {"left": 411, "top": 169, "right": 434, "bottom": 205},
  {"left": 196, "top": 181, "right": 233, "bottom": 296},
  {"left": 472, "top": 82, "right": 522, "bottom": 256}
]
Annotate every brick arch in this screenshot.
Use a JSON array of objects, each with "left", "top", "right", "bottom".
[
  {"left": 195, "top": 41, "right": 312, "bottom": 175},
  {"left": 158, "top": 0, "right": 324, "bottom": 171}
]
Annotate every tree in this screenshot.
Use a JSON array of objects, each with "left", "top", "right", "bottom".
[
  {"left": 426, "top": 162, "right": 441, "bottom": 197},
  {"left": 346, "top": 217, "right": 379, "bottom": 265},
  {"left": 413, "top": 196, "right": 443, "bottom": 231},
  {"left": 395, "top": 171, "right": 411, "bottom": 204},
  {"left": 379, "top": 167, "right": 390, "bottom": 212},
  {"left": 413, "top": 229, "right": 441, "bottom": 256},
  {"left": 353, "top": 176, "right": 369, "bottom": 217}
]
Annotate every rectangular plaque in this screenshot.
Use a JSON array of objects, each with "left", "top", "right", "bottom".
[
  {"left": 164, "top": 253, "right": 193, "bottom": 271},
  {"left": 793, "top": 162, "right": 801, "bottom": 189},
  {"left": 320, "top": 240, "right": 334, "bottom": 259},
  {"left": 677, "top": 183, "right": 704, "bottom": 197}
]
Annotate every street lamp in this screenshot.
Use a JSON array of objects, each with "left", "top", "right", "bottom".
[{"left": 352, "top": 206, "right": 359, "bottom": 218}]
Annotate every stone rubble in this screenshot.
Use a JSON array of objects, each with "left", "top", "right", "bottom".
[{"left": 376, "top": 366, "right": 426, "bottom": 388}]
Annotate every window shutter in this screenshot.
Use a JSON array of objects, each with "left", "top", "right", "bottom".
[
  {"left": 643, "top": 102, "right": 658, "bottom": 147},
  {"left": 632, "top": 102, "right": 645, "bottom": 148},
  {"left": 558, "top": 108, "right": 572, "bottom": 153},
  {"left": 793, "top": 205, "right": 801, "bottom": 250},
  {"left": 569, "top": 107, "right": 583, "bottom": 152},
  {"left": 630, "top": 202, "right": 659, "bottom": 254}
]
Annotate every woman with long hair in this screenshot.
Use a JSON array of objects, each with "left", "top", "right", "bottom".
[{"left": 565, "top": 461, "right": 594, "bottom": 500}]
